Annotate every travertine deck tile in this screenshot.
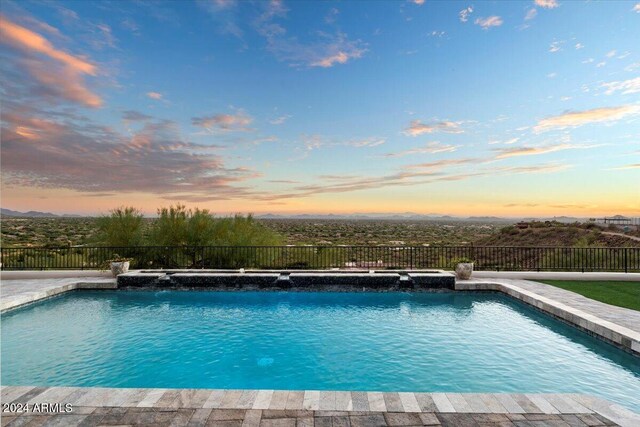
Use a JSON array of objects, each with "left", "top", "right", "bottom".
[
  {"left": 463, "top": 394, "right": 490, "bottom": 413},
  {"left": 221, "top": 390, "right": 245, "bottom": 409},
  {"left": 154, "top": 389, "right": 181, "bottom": 408},
  {"left": 242, "top": 409, "right": 262, "bottom": 427},
  {"left": 284, "top": 391, "right": 304, "bottom": 410},
  {"left": 478, "top": 394, "right": 507, "bottom": 414},
  {"left": 494, "top": 394, "right": 525, "bottom": 414},
  {"left": 137, "top": 388, "right": 168, "bottom": 407},
  {"left": 383, "top": 393, "right": 403, "bottom": 412},
  {"left": 120, "top": 388, "right": 150, "bottom": 407},
  {"left": 302, "top": 391, "right": 320, "bottom": 411},
  {"left": 231, "top": 390, "right": 256, "bottom": 410},
  {"left": 511, "top": 394, "right": 542, "bottom": 414},
  {"left": 269, "top": 391, "right": 290, "bottom": 410},
  {"left": 318, "top": 391, "right": 336, "bottom": 411},
  {"left": 431, "top": 394, "right": 455, "bottom": 413},
  {"left": 1, "top": 386, "right": 35, "bottom": 404},
  {"left": 188, "top": 408, "right": 213, "bottom": 426},
  {"left": 171, "top": 389, "right": 212, "bottom": 409},
  {"left": 335, "top": 391, "right": 352, "bottom": 411},
  {"left": 445, "top": 393, "right": 472, "bottom": 413},
  {"left": 367, "top": 392, "right": 386, "bottom": 412},
  {"left": 351, "top": 392, "right": 369, "bottom": 412},
  {"left": 525, "top": 394, "right": 560, "bottom": 414},
  {"left": 398, "top": 392, "right": 420, "bottom": 413},
  {"left": 253, "top": 390, "right": 274, "bottom": 410},
  {"left": 414, "top": 393, "right": 438, "bottom": 413},
  {"left": 25, "top": 387, "right": 77, "bottom": 405}
]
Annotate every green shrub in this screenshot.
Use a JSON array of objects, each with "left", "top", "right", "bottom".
[{"left": 96, "top": 207, "right": 144, "bottom": 247}]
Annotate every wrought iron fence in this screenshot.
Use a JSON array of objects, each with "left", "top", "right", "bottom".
[{"left": 0, "top": 245, "right": 638, "bottom": 272}]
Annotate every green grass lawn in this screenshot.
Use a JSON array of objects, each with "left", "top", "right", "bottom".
[{"left": 539, "top": 280, "right": 640, "bottom": 311}]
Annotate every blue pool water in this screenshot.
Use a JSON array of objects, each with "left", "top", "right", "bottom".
[{"left": 2, "top": 291, "right": 639, "bottom": 411}]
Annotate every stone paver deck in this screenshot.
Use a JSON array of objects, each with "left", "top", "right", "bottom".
[
  {"left": 0, "top": 277, "right": 116, "bottom": 312},
  {"left": 2, "top": 386, "right": 638, "bottom": 426}
]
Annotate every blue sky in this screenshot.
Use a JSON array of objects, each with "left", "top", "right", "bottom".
[{"left": 0, "top": 0, "right": 638, "bottom": 216}]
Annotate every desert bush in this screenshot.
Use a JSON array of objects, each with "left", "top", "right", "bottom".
[{"left": 96, "top": 207, "right": 144, "bottom": 247}]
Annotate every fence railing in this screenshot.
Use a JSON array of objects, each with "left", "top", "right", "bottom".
[{"left": 0, "top": 246, "right": 638, "bottom": 272}]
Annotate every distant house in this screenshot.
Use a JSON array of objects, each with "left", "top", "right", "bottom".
[{"left": 590, "top": 216, "right": 638, "bottom": 226}]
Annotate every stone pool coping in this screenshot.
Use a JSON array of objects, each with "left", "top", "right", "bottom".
[
  {"left": 0, "top": 277, "right": 117, "bottom": 312},
  {"left": 1, "top": 386, "right": 638, "bottom": 426}
]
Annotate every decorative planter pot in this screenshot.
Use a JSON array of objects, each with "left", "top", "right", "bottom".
[
  {"left": 110, "top": 261, "right": 130, "bottom": 277},
  {"left": 454, "top": 262, "right": 473, "bottom": 280}
]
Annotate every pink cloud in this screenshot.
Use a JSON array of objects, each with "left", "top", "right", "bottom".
[
  {"left": 0, "top": 14, "right": 101, "bottom": 108},
  {"left": 192, "top": 112, "right": 253, "bottom": 132},
  {"left": 404, "top": 120, "right": 464, "bottom": 136},
  {"left": 474, "top": 16, "right": 503, "bottom": 29},
  {"left": 1, "top": 109, "right": 258, "bottom": 200}
]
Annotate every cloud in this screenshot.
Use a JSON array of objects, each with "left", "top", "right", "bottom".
[
  {"left": 489, "top": 137, "right": 519, "bottom": 145},
  {"left": 493, "top": 144, "right": 602, "bottom": 159},
  {"left": 310, "top": 50, "right": 364, "bottom": 68},
  {"left": 0, "top": 15, "right": 95, "bottom": 74},
  {"left": 269, "top": 114, "right": 291, "bottom": 125},
  {"left": 534, "top": 105, "right": 640, "bottom": 132},
  {"left": 412, "top": 0, "right": 425, "bottom": 5},
  {"left": 492, "top": 163, "right": 571, "bottom": 174},
  {"left": 199, "top": 0, "right": 244, "bottom": 41},
  {"left": 279, "top": 32, "right": 366, "bottom": 68},
  {"left": 0, "top": 14, "right": 101, "bottom": 108},
  {"left": 474, "top": 16, "right": 503, "bottom": 29},
  {"left": 347, "top": 138, "right": 386, "bottom": 148},
  {"left": 459, "top": 7, "right": 473, "bottom": 23},
  {"left": 251, "top": 1, "right": 366, "bottom": 68},
  {"left": 146, "top": 92, "right": 163, "bottom": 100},
  {"left": 634, "top": 3, "right": 640, "bottom": 13},
  {"left": 382, "top": 142, "right": 459, "bottom": 158},
  {"left": 1, "top": 108, "right": 258, "bottom": 200},
  {"left": 549, "top": 41, "right": 563, "bottom": 53},
  {"left": 192, "top": 112, "right": 253, "bottom": 132},
  {"left": 601, "top": 77, "right": 640, "bottom": 95},
  {"left": 247, "top": 161, "right": 569, "bottom": 202},
  {"left": 404, "top": 120, "right": 464, "bottom": 136},
  {"left": 407, "top": 159, "right": 478, "bottom": 169},
  {"left": 535, "top": 0, "right": 559, "bottom": 9},
  {"left": 525, "top": 8, "right": 538, "bottom": 21},
  {"left": 609, "top": 164, "right": 640, "bottom": 170},
  {"left": 122, "top": 110, "right": 153, "bottom": 121},
  {"left": 90, "top": 23, "right": 116, "bottom": 50},
  {"left": 324, "top": 7, "right": 339, "bottom": 24},
  {"left": 605, "top": 49, "right": 616, "bottom": 58},
  {"left": 575, "top": 43, "right": 584, "bottom": 49},
  {"left": 267, "top": 179, "right": 300, "bottom": 184}
]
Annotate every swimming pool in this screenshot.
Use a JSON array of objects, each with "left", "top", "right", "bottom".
[{"left": 2, "top": 290, "right": 639, "bottom": 412}]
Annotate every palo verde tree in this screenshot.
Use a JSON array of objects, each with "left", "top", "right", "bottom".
[{"left": 96, "top": 206, "right": 145, "bottom": 247}]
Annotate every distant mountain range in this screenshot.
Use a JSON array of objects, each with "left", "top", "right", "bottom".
[
  {"left": 254, "top": 213, "right": 589, "bottom": 222},
  {"left": 1, "top": 207, "right": 626, "bottom": 223},
  {"left": 0, "top": 208, "right": 82, "bottom": 218}
]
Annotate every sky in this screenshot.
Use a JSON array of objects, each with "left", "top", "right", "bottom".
[{"left": 0, "top": 0, "right": 639, "bottom": 217}]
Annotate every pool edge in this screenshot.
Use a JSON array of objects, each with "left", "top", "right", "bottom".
[{"left": 1, "top": 386, "right": 638, "bottom": 426}]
